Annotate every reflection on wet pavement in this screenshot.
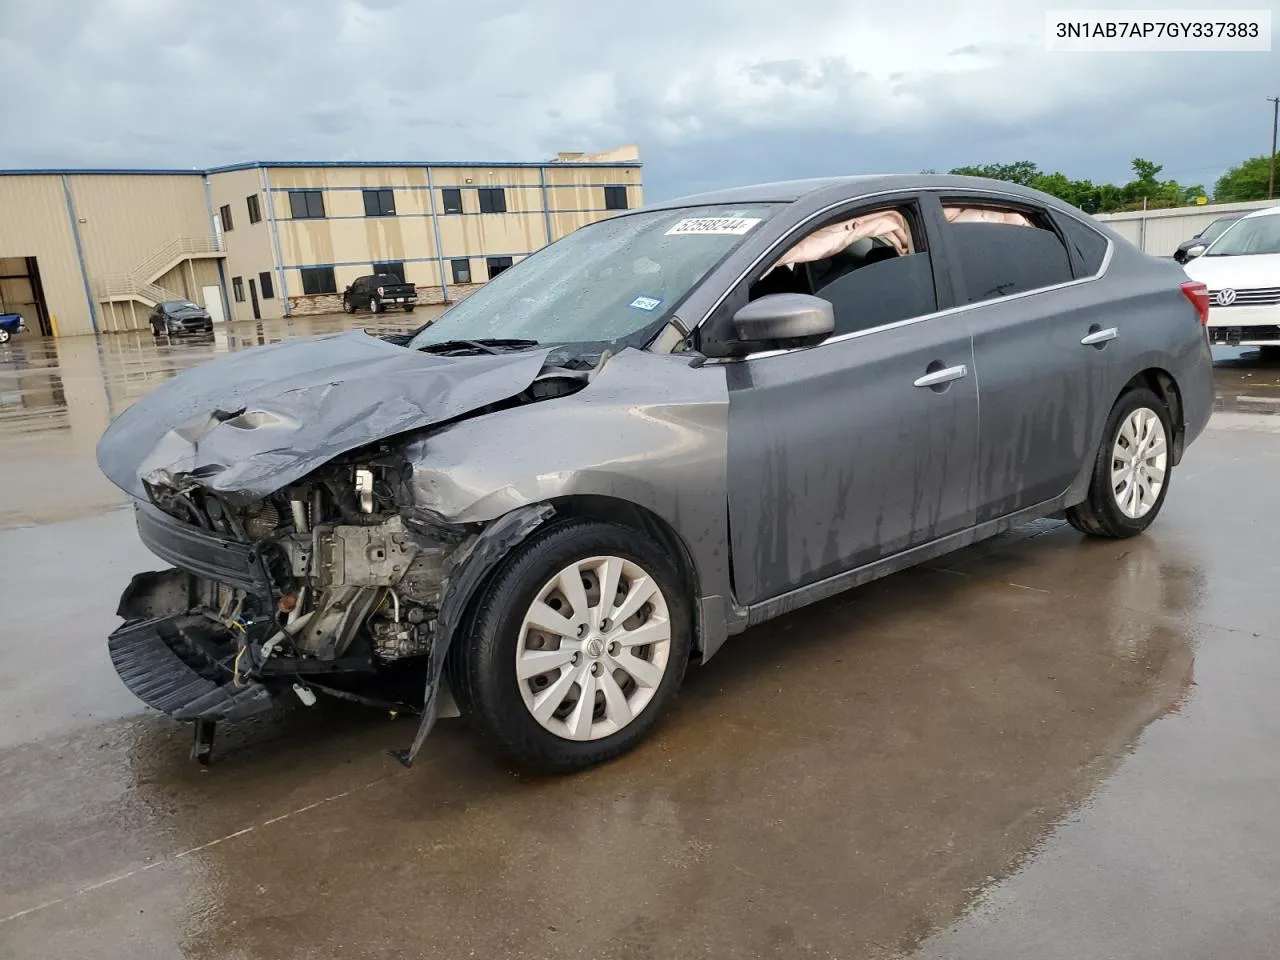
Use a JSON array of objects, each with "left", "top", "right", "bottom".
[{"left": 2, "top": 337, "right": 1279, "bottom": 958}]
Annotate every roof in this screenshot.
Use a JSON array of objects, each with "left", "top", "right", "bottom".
[
  {"left": 0, "top": 158, "right": 642, "bottom": 177},
  {"left": 648, "top": 174, "right": 1062, "bottom": 209}
]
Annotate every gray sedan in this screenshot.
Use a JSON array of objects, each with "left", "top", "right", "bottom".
[{"left": 97, "top": 175, "right": 1214, "bottom": 771}]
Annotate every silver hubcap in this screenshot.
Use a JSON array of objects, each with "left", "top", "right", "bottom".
[
  {"left": 516, "top": 555, "right": 671, "bottom": 741},
  {"left": 1112, "top": 407, "right": 1167, "bottom": 519}
]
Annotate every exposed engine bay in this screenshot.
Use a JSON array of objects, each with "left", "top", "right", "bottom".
[{"left": 106, "top": 350, "right": 592, "bottom": 765}]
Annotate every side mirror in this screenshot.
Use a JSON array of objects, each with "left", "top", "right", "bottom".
[
  {"left": 1184, "top": 243, "right": 1207, "bottom": 261},
  {"left": 732, "top": 293, "right": 834, "bottom": 344}
]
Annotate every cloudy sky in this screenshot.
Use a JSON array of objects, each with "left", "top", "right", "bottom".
[{"left": 0, "top": 0, "right": 1274, "bottom": 199}]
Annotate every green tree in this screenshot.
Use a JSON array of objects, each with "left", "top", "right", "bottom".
[
  {"left": 1214, "top": 155, "right": 1278, "bottom": 202},
  {"left": 948, "top": 161, "right": 1041, "bottom": 186}
]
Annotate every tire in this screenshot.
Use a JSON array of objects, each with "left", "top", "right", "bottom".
[
  {"left": 451, "top": 519, "right": 692, "bottom": 773},
  {"left": 1066, "top": 386, "right": 1173, "bottom": 538},
  {"left": 0, "top": 328, "right": 9, "bottom": 344},
  {"left": 342, "top": 297, "right": 355, "bottom": 314},
  {"left": 369, "top": 297, "right": 382, "bottom": 314},
  {"left": 403, "top": 305, "right": 415, "bottom": 313}
]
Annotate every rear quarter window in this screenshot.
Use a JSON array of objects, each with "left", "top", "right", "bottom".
[{"left": 1057, "top": 215, "right": 1109, "bottom": 276}]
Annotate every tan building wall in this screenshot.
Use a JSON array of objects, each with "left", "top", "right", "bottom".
[
  {"left": 261, "top": 158, "right": 642, "bottom": 314},
  {"left": 207, "top": 166, "right": 280, "bottom": 321},
  {"left": 1095, "top": 198, "right": 1280, "bottom": 256},
  {"left": 0, "top": 175, "right": 92, "bottom": 336},
  {"left": 0, "top": 148, "right": 641, "bottom": 334}
]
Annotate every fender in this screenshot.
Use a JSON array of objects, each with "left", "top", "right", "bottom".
[{"left": 392, "top": 502, "right": 556, "bottom": 766}]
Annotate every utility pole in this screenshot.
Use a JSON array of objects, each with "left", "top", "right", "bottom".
[{"left": 1269, "top": 96, "right": 1279, "bottom": 200}]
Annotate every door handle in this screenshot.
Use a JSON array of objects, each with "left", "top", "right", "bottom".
[
  {"left": 1080, "top": 327, "right": 1118, "bottom": 346},
  {"left": 913, "top": 364, "right": 968, "bottom": 388}
]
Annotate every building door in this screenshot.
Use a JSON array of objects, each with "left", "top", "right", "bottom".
[
  {"left": 201, "top": 285, "right": 226, "bottom": 324},
  {"left": 0, "top": 256, "right": 52, "bottom": 336},
  {"left": 248, "top": 278, "right": 261, "bottom": 320}
]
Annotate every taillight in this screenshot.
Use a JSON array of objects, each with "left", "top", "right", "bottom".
[
  {"left": 377, "top": 286, "right": 385, "bottom": 296},
  {"left": 1181, "top": 280, "right": 1210, "bottom": 326}
]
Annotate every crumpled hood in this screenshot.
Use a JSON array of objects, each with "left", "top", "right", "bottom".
[{"left": 97, "top": 330, "right": 553, "bottom": 503}]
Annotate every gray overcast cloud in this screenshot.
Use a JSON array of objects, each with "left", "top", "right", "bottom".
[{"left": 0, "top": 0, "right": 1275, "bottom": 198}]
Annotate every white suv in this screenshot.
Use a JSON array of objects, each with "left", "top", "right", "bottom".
[{"left": 1183, "top": 206, "right": 1280, "bottom": 347}]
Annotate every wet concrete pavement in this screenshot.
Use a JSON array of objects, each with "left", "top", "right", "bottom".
[{"left": 2, "top": 322, "right": 1280, "bottom": 958}]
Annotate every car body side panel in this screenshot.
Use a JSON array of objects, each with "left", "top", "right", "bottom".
[
  {"left": 963, "top": 283, "right": 1116, "bottom": 522},
  {"left": 723, "top": 321, "right": 979, "bottom": 606},
  {"left": 399, "top": 348, "right": 739, "bottom": 655},
  {"left": 1061, "top": 249, "right": 1215, "bottom": 502}
]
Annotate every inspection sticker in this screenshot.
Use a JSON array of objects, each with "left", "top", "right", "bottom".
[
  {"left": 665, "top": 217, "right": 762, "bottom": 236},
  {"left": 629, "top": 295, "right": 664, "bottom": 311}
]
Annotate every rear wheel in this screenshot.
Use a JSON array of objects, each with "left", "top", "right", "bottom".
[
  {"left": 369, "top": 297, "right": 382, "bottom": 314},
  {"left": 452, "top": 519, "right": 692, "bottom": 773},
  {"left": 0, "top": 328, "right": 9, "bottom": 344},
  {"left": 403, "top": 304, "right": 415, "bottom": 313},
  {"left": 1066, "top": 386, "right": 1172, "bottom": 538}
]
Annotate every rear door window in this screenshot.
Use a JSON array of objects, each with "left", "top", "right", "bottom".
[{"left": 941, "top": 203, "right": 1074, "bottom": 304}]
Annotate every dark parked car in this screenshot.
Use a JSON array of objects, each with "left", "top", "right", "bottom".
[
  {"left": 149, "top": 300, "right": 213, "bottom": 337},
  {"left": 342, "top": 273, "right": 417, "bottom": 314},
  {"left": 1173, "top": 214, "right": 1242, "bottom": 263},
  {"left": 0, "top": 312, "right": 24, "bottom": 343},
  {"left": 97, "top": 175, "right": 1213, "bottom": 771}
]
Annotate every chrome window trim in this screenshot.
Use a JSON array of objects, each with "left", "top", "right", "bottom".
[{"left": 697, "top": 186, "right": 1114, "bottom": 364}]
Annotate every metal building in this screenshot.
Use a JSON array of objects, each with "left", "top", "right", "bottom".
[
  {"left": 0, "top": 146, "right": 642, "bottom": 337},
  {"left": 1095, "top": 198, "right": 1280, "bottom": 256}
]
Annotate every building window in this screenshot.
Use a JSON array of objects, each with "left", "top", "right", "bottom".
[
  {"left": 477, "top": 187, "right": 507, "bottom": 214},
  {"left": 289, "top": 190, "right": 326, "bottom": 219},
  {"left": 259, "top": 271, "right": 275, "bottom": 299},
  {"left": 485, "top": 256, "right": 514, "bottom": 279},
  {"left": 373, "top": 261, "right": 405, "bottom": 281},
  {"left": 441, "top": 188, "right": 462, "bottom": 214},
  {"left": 363, "top": 188, "right": 396, "bottom": 217},
  {"left": 219, "top": 204, "right": 234, "bottom": 231},
  {"left": 300, "top": 266, "right": 337, "bottom": 295},
  {"left": 246, "top": 194, "right": 261, "bottom": 224},
  {"left": 603, "top": 186, "right": 628, "bottom": 210},
  {"left": 232, "top": 276, "right": 245, "bottom": 302},
  {"left": 450, "top": 258, "right": 471, "bottom": 284}
]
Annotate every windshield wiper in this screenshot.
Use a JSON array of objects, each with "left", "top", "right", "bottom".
[{"left": 416, "top": 338, "right": 540, "bottom": 355}]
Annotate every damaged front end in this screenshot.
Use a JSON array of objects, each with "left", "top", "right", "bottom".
[
  {"left": 97, "top": 331, "right": 580, "bottom": 764},
  {"left": 111, "top": 456, "right": 483, "bottom": 764}
]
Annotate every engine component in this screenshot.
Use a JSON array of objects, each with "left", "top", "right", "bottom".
[
  {"left": 355, "top": 468, "right": 375, "bottom": 514},
  {"left": 295, "top": 585, "right": 382, "bottom": 659},
  {"left": 370, "top": 617, "right": 431, "bottom": 660},
  {"left": 244, "top": 500, "right": 281, "bottom": 539},
  {"left": 318, "top": 516, "right": 419, "bottom": 587}
]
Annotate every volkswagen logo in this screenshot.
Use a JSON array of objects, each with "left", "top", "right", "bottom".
[{"left": 1216, "top": 288, "right": 1237, "bottom": 306}]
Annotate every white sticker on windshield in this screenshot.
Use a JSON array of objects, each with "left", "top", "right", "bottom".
[
  {"left": 629, "top": 296, "right": 663, "bottom": 311},
  {"left": 665, "top": 217, "right": 762, "bottom": 236}
]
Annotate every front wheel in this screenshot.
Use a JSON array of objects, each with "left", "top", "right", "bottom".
[
  {"left": 342, "top": 297, "right": 355, "bottom": 314},
  {"left": 1066, "top": 386, "right": 1172, "bottom": 538},
  {"left": 451, "top": 519, "right": 692, "bottom": 773}
]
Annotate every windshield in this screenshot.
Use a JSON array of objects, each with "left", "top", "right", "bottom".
[
  {"left": 167, "top": 302, "right": 201, "bottom": 313},
  {"left": 408, "top": 203, "right": 780, "bottom": 350},
  {"left": 1206, "top": 215, "right": 1280, "bottom": 256},
  {"left": 1200, "top": 217, "right": 1237, "bottom": 242}
]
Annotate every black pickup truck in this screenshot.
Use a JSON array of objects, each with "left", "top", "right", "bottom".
[{"left": 342, "top": 273, "right": 418, "bottom": 314}]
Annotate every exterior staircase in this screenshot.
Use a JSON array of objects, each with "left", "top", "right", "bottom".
[{"left": 96, "top": 236, "right": 225, "bottom": 309}]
